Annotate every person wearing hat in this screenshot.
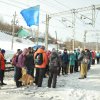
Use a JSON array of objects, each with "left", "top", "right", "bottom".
[
  {"left": 34, "top": 45, "right": 48, "bottom": 87},
  {"left": 61, "top": 48, "right": 69, "bottom": 75},
  {"left": 0, "top": 49, "right": 7, "bottom": 85},
  {"left": 48, "top": 48, "right": 60, "bottom": 88}
]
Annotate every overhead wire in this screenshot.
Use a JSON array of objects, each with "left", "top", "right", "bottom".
[
  {"left": 0, "top": 0, "right": 100, "bottom": 32},
  {"left": 53, "top": 0, "right": 70, "bottom": 9}
]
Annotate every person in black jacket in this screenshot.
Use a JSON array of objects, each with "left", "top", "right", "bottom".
[
  {"left": 25, "top": 47, "right": 35, "bottom": 77},
  {"left": 48, "top": 48, "right": 60, "bottom": 88}
]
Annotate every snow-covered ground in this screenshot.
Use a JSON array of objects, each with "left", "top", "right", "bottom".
[
  {"left": 0, "top": 32, "right": 100, "bottom": 100},
  {"left": 0, "top": 64, "right": 100, "bottom": 100}
]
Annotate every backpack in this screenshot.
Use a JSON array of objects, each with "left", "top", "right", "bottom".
[
  {"left": 12, "top": 55, "right": 19, "bottom": 66},
  {"left": 34, "top": 53, "right": 43, "bottom": 65},
  {"left": 83, "top": 57, "right": 88, "bottom": 63},
  {"left": 49, "top": 56, "right": 59, "bottom": 70}
]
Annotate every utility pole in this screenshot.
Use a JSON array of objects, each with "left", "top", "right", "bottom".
[
  {"left": 45, "top": 14, "right": 50, "bottom": 50},
  {"left": 72, "top": 9, "right": 76, "bottom": 50},
  {"left": 96, "top": 33, "right": 99, "bottom": 51},
  {"left": 55, "top": 31, "right": 58, "bottom": 51},
  {"left": 11, "top": 11, "right": 16, "bottom": 50},
  {"left": 84, "top": 31, "right": 87, "bottom": 49},
  {"left": 92, "top": 5, "right": 96, "bottom": 27}
]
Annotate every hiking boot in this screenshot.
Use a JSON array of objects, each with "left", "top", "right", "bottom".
[
  {"left": 1, "top": 83, "right": 7, "bottom": 85},
  {"left": 84, "top": 75, "right": 87, "bottom": 78}
]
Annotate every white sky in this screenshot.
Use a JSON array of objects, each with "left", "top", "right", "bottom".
[{"left": 0, "top": 0, "right": 100, "bottom": 42}]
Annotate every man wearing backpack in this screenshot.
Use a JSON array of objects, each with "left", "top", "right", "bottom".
[
  {"left": 78, "top": 49, "right": 89, "bottom": 79},
  {"left": 34, "top": 46, "right": 48, "bottom": 87},
  {"left": 48, "top": 48, "right": 60, "bottom": 88}
]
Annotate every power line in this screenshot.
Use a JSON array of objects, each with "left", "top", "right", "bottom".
[
  {"left": 54, "top": 0, "right": 70, "bottom": 9},
  {"left": 0, "top": 0, "right": 22, "bottom": 9}
]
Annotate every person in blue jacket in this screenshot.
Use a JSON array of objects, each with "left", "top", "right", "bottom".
[{"left": 61, "top": 49, "right": 69, "bottom": 75}]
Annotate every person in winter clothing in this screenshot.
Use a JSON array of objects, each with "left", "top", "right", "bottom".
[
  {"left": 61, "top": 49, "right": 69, "bottom": 75},
  {"left": 78, "top": 50, "right": 89, "bottom": 79},
  {"left": 11, "top": 49, "right": 22, "bottom": 87},
  {"left": 24, "top": 47, "right": 34, "bottom": 77},
  {"left": 0, "top": 49, "right": 7, "bottom": 85},
  {"left": 96, "top": 51, "right": 100, "bottom": 64},
  {"left": 14, "top": 48, "right": 28, "bottom": 87},
  {"left": 44, "top": 50, "right": 51, "bottom": 78},
  {"left": 69, "top": 51, "right": 75, "bottom": 73},
  {"left": 48, "top": 48, "right": 60, "bottom": 88},
  {"left": 74, "top": 50, "right": 79, "bottom": 72},
  {"left": 34, "top": 46, "right": 48, "bottom": 87},
  {"left": 85, "top": 49, "right": 92, "bottom": 70},
  {"left": 91, "top": 50, "right": 96, "bottom": 65},
  {"left": 57, "top": 51, "right": 62, "bottom": 76}
]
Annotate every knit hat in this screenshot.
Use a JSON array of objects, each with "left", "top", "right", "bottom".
[
  {"left": 40, "top": 46, "right": 45, "bottom": 50},
  {"left": 52, "top": 48, "right": 56, "bottom": 52},
  {"left": 1, "top": 49, "right": 5, "bottom": 53}
]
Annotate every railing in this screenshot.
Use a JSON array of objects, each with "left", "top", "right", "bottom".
[{"left": 5, "top": 62, "right": 14, "bottom": 72}]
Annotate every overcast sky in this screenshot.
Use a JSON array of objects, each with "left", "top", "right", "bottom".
[{"left": 0, "top": 0, "right": 100, "bottom": 42}]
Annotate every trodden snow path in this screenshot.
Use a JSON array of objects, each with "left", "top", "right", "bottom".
[{"left": 0, "top": 64, "right": 100, "bottom": 100}]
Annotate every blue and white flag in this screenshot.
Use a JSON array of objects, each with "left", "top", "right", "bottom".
[{"left": 20, "top": 5, "right": 40, "bottom": 27}]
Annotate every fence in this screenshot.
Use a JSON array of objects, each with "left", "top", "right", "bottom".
[{"left": 5, "top": 63, "right": 14, "bottom": 78}]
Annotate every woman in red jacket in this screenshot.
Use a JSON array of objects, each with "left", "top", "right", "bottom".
[{"left": 0, "top": 49, "right": 7, "bottom": 85}]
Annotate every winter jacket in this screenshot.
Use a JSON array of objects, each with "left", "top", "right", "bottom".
[
  {"left": 61, "top": 52, "right": 69, "bottom": 63},
  {"left": 24, "top": 52, "right": 34, "bottom": 68},
  {"left": 49, "top": 51, "right": 60, "bottom": 69},
  {"left": 16, "top": 53, "right": 26, "bottom": 68},
  {"left": 0, "top": 52, "right": 5, "bottom": 70},
  {"left": 78, "top": 51, "right": 89, "bottom": 64},
  {"left": 96, "top": 52, "right": 100, "bottom": 58},
  {"left": 69, "top": 53, "right": 75, "bottom": 66},
  {"left": 16, "top": 48, "right": 28, "bottom": 68},
  {"left": 34, "top": 48, "right": 48, "bottom": 68},
  {"left": 91, "top": 51, "right": 96, "bottom": 59}
]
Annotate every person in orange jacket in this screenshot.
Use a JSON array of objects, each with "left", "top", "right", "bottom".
[
  {"left": 0, "top": 49, "right": 7, "bottom": 85},
  {"left": 34, "top": 46, "right": 48, "bottom": 87}
]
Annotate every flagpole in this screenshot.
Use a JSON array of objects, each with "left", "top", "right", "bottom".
[{"left": 36, "top": 25, "right": 39, "bottom": 46}]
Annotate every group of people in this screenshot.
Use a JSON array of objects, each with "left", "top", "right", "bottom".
[{"left": 0, "top": 46, "right": 99, "bottom": 88}]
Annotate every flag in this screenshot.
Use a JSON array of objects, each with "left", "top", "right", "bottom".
[{"left": 20, "top": 5, "right": 40, "bottom": 27}]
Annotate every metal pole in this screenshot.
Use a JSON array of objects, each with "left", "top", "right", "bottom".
[{"left": 11, "top": 12, "right": 16, "bottom": 50}]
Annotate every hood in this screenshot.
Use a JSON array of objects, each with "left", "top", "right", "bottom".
[{"left": 36, "top": 48, "right": 45, "bottom": 53}]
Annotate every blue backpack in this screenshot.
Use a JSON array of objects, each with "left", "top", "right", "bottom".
[{"left": 34, "top": 53, "right": 43, "bottom": 65}]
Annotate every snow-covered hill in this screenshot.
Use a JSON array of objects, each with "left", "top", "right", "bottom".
[
  {"left": 0, "top": 32, "right": 57, "bottom": 52},
  {"left": 0, "top": 31, "right": 35, "bottom": 51}
]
